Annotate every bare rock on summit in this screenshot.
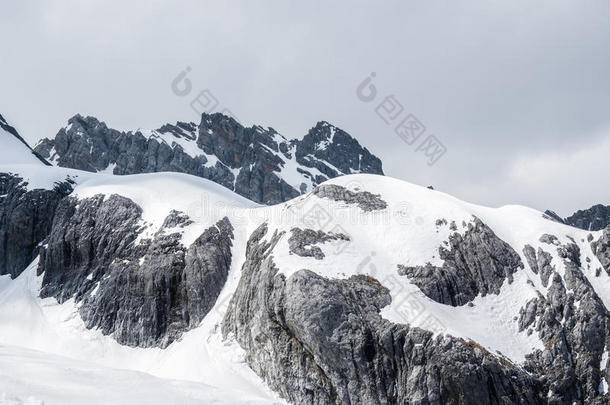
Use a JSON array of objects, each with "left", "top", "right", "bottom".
[{"left": 35, "top": 113, "right": 384, "bottom": 205}]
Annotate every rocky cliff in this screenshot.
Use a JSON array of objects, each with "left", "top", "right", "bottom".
[
  {"left": 545, "top": 205, "right": 610, "bottom": 231},
  {"left": 38, "top": 193, "right": 234, "bottom": 348},
  {"left": 566, "top": 205, "right": 610, "bottom": 231},
  {"left": 34, "top": 113, "right": 383, "bottom": 204},
  {"left": 0, "top": 173, "right": 73, "bottom": 277},
  {"left": 222, "top": 223, "right": 545, "bottom": 405}
]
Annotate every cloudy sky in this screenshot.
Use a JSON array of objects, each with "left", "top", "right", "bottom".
[{"left": 1, "top": 0, "right": 609, "bottom": 215}]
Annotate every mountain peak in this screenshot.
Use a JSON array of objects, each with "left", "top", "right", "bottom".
[
  {"left": 565, "top": 204, "right": 610, "bottom": 231},
  {"left": 33, "top": 113, "right": 383, "bottom": 204}
]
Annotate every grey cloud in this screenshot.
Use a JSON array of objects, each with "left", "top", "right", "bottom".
[{"left": 1, "top": 0, "right": 608, "bottom": 215}]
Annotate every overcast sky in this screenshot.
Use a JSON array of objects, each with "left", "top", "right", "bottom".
[{"left": 1, "top": 0, "right": 609, "bottom": 215}]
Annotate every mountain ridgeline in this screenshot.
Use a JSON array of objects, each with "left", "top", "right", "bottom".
[
  {"left": 546, "top": 206, "right": 610, "bottom": 232},
  {"left": 34, "top": 113, "right": 383, "bottom": 204}
]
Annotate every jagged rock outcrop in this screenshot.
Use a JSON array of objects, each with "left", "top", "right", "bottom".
[
  {"left": 38, "top": 193, "right": 233, "bottom": 348},
  {"left": 397, "top": 217, "right": 523, "bottom": 306},
  {"left": 288, "top": 227, "right": 350, "bottom": 260},
  {"left": 522, "top": 245, "right": 555, "bottom": 287},
  {"left": 544, "top": 206, "right": 610, "bottom": 231},
  {"left": 566, "top": 205, "right": 610, "bottom": 231},
  {"left": 543, "top": 210, "right": 565, "bottom": 224},
  {"left": 312, "top": 184, "right": 387, "bottom": 211},
  {"left": 294, "top": 121, "right": 382, "bottom": 178},
  {"left": 223, "top": 223, "right": 545, "bottom": 405},
  {"left": 0, "top": 173, "right": 73, "bottom": 278},
  {"left": 34, "top": 113, "right": 384, "bottom": 204},
  {"left": 34, "top": 115, "right": 237, "bottom": 191},
  {"left": 518, "top": 240, "right": 610, "bottom": 404},
  {"left": 592, "top": 226, "right": 610, "bottom": 276}
]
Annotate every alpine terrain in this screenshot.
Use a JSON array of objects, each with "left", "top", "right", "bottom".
[{"left": 1, "top": 112, "right": 610, "bottom": 404}]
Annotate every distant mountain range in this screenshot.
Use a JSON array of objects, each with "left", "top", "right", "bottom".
[
  {"left": 34, "top": 113, "right": 383, "bottom": 204},
  {"left": 32, "top": 112, "right": 610, "bottom": 230}
]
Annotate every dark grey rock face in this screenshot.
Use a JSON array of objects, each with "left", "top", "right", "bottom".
[
  {"left": 312, "top": 184, "right": 387, "bottom": 211},
  {"left": 592, "top": 226, "right": 610, "bottom": 276},
  {"left": 38, "top": 193, "right": 234, "bottom": 348},
  {"left": 34, "top": 115, "right": 236, "bottom": 191},
  {"left": 295, "top": 121, "right": 383, "bottom": 178},
  {"left": 223, "top": 223, "right": 544, "bottom": 405},
  {"left": 288, "top": 227, "right": 350, "bottom": 260},
  {"left": 566, "top": 205, "right": 610, "bottom": 231},
  {"left": 518, "top": 241, "right": 610, "bottom": 404},
  {"left": 34, "top": 113, "right": 384, "bottom": 205},
  {"left": 398, "top": 217, "right": 523, "bottom": 306},
  {"left": 543, "top": 205, "right": 610, "bottom": 231},
  {"left": 543, "top": 210, "right": 565, "bottom": 224},
  {"left": 196, "top": 113, "right": 304, "bottom": 204},
  {"left": 523, "top": 245, "right": 555, "bottom": 287},
  {"left": 0, "top": 173, "right": 73, "bottom": 278},
  {"left": 539, "top": 234, "right": 559, "bottom": 245}
]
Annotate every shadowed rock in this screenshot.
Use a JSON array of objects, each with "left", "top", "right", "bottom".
[
  {"left": 38, "top": 194, "right": 234, "bottom": 348},
  {"left": 223, "top": 223, "right": 544, "bottom": 405},
  {"left": 0, "top": 173, "right": 73, "bottom": 278},
  {"left": 592, "top": 226, "right": 610, "bottom": 276},
  {"left": 519, "top": 241, "right": 610, "bottom": 404},
  {"left": 398, "top": 217, "right": 523, "bottom": 306}
]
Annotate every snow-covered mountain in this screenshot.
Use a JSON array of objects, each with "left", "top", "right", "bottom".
[
  {"left": 2, "top": 113, "right": 610, "bottom": 404},
  {"left": 33, "top": 113, "right": 383, "bottom": 204}
]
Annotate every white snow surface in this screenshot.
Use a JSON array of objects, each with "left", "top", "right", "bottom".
[
  {"left": 0, "top": 164, "right": 85, "bottom": 191},
  {"left": 0, "top": 260, "right": 284, "bottom": 405},
  {"left": 72, "top": 171, "right": 259, "bottom": 245},
  {"left": 0, "top": 126, "right": 44, "bottom": 166},
  {"left": 1, "top": 139, "right": 609, "bottom": 402},
  {"left": 0, "top": 345, "right": 275, "bottom": 405}
]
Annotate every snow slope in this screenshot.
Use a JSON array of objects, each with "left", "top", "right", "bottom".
[
  {"left": 0, "top": 259, "right": 284, "bottom": 404},
  {"left": 0, "top": 118, "right": 45, "bottom": 166},
  {"left": 0, "top": 345, "right": 276, "bottom": 405},
  {"left": 0, "top": 134, "right": 283, "bottom": 403}
]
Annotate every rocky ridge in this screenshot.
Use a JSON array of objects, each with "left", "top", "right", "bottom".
[
  {"left": 34, "top": 113, "right": 384, "bottom": 204},
  {"left": 38, "top": 193, "right": 234, "bottom": 348},
  {"left": 545, "top": 206, "right": 610, "bottom": 231}
]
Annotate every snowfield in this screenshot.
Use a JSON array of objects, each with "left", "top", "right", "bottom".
[
  {"left": 0, "top": 260, "right": 284, "bottom": 405},
  {"left": 0, "top": 345, "right": 278, "bottom": 405},
  {"left": 0, "top": 118, "right": 44, "bottom": 167}
]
